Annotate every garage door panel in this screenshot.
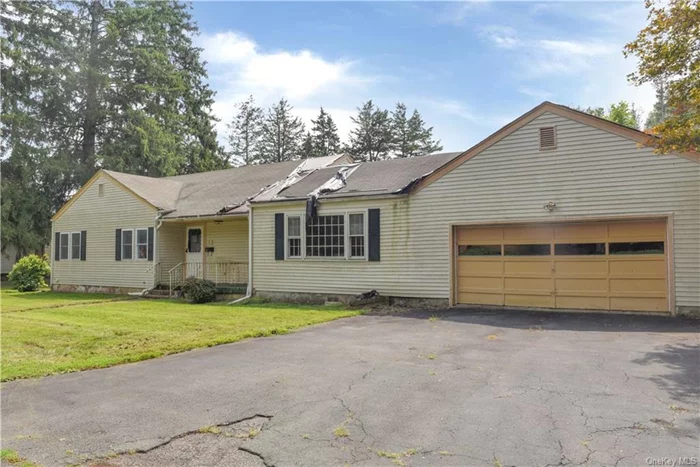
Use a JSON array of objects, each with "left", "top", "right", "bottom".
[
  {"left": 556, "top": 296, "right": 609, "bottom": 310},
  {"left": 505, "top": 294, "right": 554, "bottom": 308},
  {"left": 611, "top": 297, "right": 667, "bottom": 312},
  {"left": 608, "top": 221, "right": 665, "bottom": 240},
  {"left": 610, "top": 278, "right": 666, "bottom": 293},
  {"left": 505, "top": 260, "right": 552, "bottom": 276},
  {"left": 455, "top": 219, "right": 668, "bottom": 313},
  {"left": 459, "top": 292, "right": 502, "bottom": 306},
  {"left": 609, "top": 258, "right": 666, "bottom": 278},
  {"left": 555, "top": 259, "right": 608, "bottom": 277},
  {"left": 556, "top": 278, "right": 607, "bottom": 293},
  {"left": 503, "top": 225, "right": 553, "bottom": 242}
]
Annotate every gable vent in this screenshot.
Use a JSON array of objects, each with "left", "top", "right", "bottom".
[{"left": 539, "top": 126, "right": 557, "bottom": 150}]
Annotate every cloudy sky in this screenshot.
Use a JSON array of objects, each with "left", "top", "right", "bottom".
[{"left": 191, "top": 1, "right": 654, "bottom": 152}]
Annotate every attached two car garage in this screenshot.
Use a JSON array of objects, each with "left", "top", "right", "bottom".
[{"left": 454, "top": 218, "right": 669, "bottom": 313}]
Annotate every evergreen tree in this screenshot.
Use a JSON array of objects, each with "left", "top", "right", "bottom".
[
  {"left": 645, "top": 80, "right": 670, "bottom": 130},
  {"left": 309, "top": 107, "right": 341, "bottom": 157},
  {"left": 301, "top": 132, "right": 314, "bottom": 158},
  {"left": 390, "top": 103, "right": 443, "bottom": 157},
  {"left": 345, "top": 100, "right": 392, "bottom": 162},
  {"left": 1, "top": 0, "right": 225, "bottom": 252},
  {"left": 260, "top": 98, "right": 305, "bottom": 163},
  {"left": 227, "top": 95, "right": 263, "bottom": 166}
]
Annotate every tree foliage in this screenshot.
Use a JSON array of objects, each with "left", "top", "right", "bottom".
[
  {"left": 645, "top": 80, "right": 671, "bottom": 130},
  {"left": 1, "top": 0, "right": 225, "bottom": 252},
  {"left": 390, "top": 103, "right": 443, "bottom": 158},
  {"left": 309, "top": 108, "right": 341, "bottom": 158},
  {"left": 577, "top": 101, "right": 642, "bottom": 129},
  {"left": 345, "top": 100, "right": 393, "bottom": 162},
  {"left": 227, "top": 95, "right": 263, "bottom": 166},
  {"left": 259, "top": 98, "right": 305, "bottom": 163},
  {"left": 624, "top": 0, "right": 700, "bottom": 153}
]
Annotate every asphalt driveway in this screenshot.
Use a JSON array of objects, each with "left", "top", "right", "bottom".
[{"left": 2, "top": 309, "right": 698, "bottom": 467}]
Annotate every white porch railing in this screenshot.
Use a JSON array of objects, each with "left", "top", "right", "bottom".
[{"left": 168, "top": 262, "right": 248, "bottom": 296}]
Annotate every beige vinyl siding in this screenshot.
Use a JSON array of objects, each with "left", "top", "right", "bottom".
[
  {"left": 157, "top": 222, "right": 185, "bottom": 284},
  {"left": 52, "top": 174, "right": 157, "bottom": 289},
  {"left": 204, "top": 218, "right": 248, "bottom": 263},
  {"left": 252, "top": 112, "right": 700, "bottom": 311}
]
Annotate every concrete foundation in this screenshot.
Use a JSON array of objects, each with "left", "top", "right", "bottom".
[{"left": 52, "top": 284, "right": 144, "bottom": 295}]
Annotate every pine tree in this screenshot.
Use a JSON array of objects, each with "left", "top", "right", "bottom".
[
  {"left": 227, "top": 96, "right": 263, "bottom": 166},
  {"left": 260, "top": 98, "right": 306, "bottom": 163},
  {"left": 390, "top": 103, "right": 443, "bottom": 158},
  {"left": 301, "top": 132, "right": 314, "bottom": 157},
  {"left": 309, "top": 107, "right": 341, "bottom": 157},
  {"left": 645, "top": 80, "right": 669, "bottom": 130},
  {"left": 0, "top": 0, "right": 226, "bottom": 253},
  {"left": 345, "top": 100, "right": 392, "bottom": 162}
]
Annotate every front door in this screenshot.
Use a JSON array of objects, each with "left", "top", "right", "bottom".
[{"left": 186, "top": 226, "right": 203, "bottom": 278}]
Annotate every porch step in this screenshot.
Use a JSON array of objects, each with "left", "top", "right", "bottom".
[{"left": 143, "top": 288, "right": 172, "bottom": 299}]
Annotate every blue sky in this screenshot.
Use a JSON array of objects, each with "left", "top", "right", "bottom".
[{"left": 191, "top": 1, "right": 654, "bottom": 152}]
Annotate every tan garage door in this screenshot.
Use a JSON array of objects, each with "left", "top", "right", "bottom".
[{"left": 456, "top": 220, "right": 668, "bottom": 312}]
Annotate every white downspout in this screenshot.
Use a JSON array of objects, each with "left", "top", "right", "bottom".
[
  {"left": 229, "top": 205, "right": 253, "bottom": 304},
  {"left": 49, "top": 220, "right": 55, "bottom": 289}
]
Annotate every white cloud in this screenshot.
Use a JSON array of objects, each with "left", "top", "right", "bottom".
[
  {"left": 199, "top": 30, "right": 377, "bottom": 149},
  {"left": 479, "top": 25, "right": 521, "bottom": 49},
  {"left": 538, "top": 40, "right": 615, "bottom": 57},
  {"left": 518, "top": 86, "right": 552, "bottom": 100}
]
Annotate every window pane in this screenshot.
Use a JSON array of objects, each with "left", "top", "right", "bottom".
[
  {"left": 288, "top": 216, "right": 300, "bottom": 237},
  {"left": 504, "top": 244, "right": 550, "bottom": 256},
  {"left": 137, "top": 229, "right": 148, "bottom": 244},
  {"left": 349, "top": 214, "right": 364, "bottom": 236},
  {"left": 288, "top": 238, "right": 301, "bottom": 257},
  {"left": 305, "top": 215, "right": 345, "bottom": 257},
  {"left": 188, "top": 229, "right": 201, "bottom": 253},
  {"left": 609, "top": 241, "right": 664, "bottom": 255},
  {"left": 554, "top": 243, "right": 605, "bottom": 255},
  {"left": 60, "top": 233, "right": 69, "bottom": 260},
  {"left": 71, "top": 233, "right": 81, "bottom": 259},
  {"left": 458, "top": 245, "right": 501, "bottom": 256},
  {"left": 122, "top": 230, "right": 133, "bottom": 260}
]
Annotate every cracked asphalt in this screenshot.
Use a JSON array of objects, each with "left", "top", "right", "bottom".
[{"left": 2, "top": 308, "right": 699, "bottom": 467}]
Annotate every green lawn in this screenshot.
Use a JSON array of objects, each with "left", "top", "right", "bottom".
[
  {"left": 1, "top": 286, "right": 124, "bottom": 312},
  {"left": 1, "top": 290, "right": 360, "bottom": 381}
]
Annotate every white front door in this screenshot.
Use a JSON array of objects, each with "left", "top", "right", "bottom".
[{"left": 186, "top": 226, "right": 203, "bottom": 278}]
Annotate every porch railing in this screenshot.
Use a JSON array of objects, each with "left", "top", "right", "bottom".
[{"left": 168, "top": 262, "right": 248, "bottom": 296}]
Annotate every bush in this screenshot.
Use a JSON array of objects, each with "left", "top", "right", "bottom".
[
  {"left": 181, "top": 277, "right": 217, "bottom": 303},
  {"left": 8, "top": 254, "right": 51, "bottom": 292}
]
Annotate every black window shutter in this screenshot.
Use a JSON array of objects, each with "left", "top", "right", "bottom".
[
  {"left": 55, "top": 232, "right": 61, "bottom": 261},
  {"left": 368, "top": 208, "right": 380, "bottom": 261},
  {"left": 147, "top": 227, "right": 154, "bottom": 261},
  {"left": 80, "top": 231, "right": 87, "bottom": 261},
  {"left": 275, "top": 213, "right": 285, "bottom": 260},
  {"left": 115, "top": 229, "right": 122, "bottom": 261}
]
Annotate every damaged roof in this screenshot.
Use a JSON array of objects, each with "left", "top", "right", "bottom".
[
  {"left": 264, "top": 152, "right": 463, "bottom": 201},
  {"left": 97, "top": 152, "right": 462, "bottom": 219}
]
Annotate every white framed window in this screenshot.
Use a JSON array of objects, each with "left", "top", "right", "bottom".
[
  {"left": 136, "top": 228, "right": 148, "bottom": 260},
  {"left": 348, "top": 213, "right": 366, "bottom": 259},
  {"left": 122, "top": 229, "right": 133, "bottom": 260},
  {"left": 71, "top": 232, "right": 81, "bottom": 260},
  {"left": 59, "top": 233, "right": 69, "bottom": 260},
  {"left": 286, "top": 215, "right": 302, "bottom": 258},
  {"left": 306, "top": 214, "right": 345, "bottom": 258},
  {"left": 98, "top": 183, "right": 105, "bottom": 197}
]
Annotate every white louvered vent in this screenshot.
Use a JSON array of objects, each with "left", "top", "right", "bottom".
[{"left": 539, "top": 126, "right": 557, "bottom": 150}]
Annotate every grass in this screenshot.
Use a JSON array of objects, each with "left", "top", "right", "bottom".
[
  {"left": 1, "top": 286, "right": 124, "bottom": 312},
  {"left": 0, "top": 449, "right": 38, "bottom": 467},
  {"left": 333, "top": 425, "right": 350, "bottom": 438},
  {"left": 1, "top": 289, "right": 360, "bottom": 381}
]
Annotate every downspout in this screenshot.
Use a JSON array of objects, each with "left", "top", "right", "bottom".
[
  {"left": 129, "top": 210, "right": 163, "bottom": 297},
  {"left": 229, "top": 204, "right": 253, "bottom": 304},
  {"left": 49, "top": 220, "right": 55, "bottom": 289}
]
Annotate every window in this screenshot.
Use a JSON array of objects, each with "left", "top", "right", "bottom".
[
  {"left": 504, "top": 244, "right": 550, "bottom": 256},
  {"left": 459, "top": 245, "right": 501, "bottom": 256},
  {"left": 60, "top": 233, "right": 69, "bottom": 260},
  {"left": 555, "top": 243, "right": 605, "bottom": 255},
  {"left": 71, "top": 232, "right": 81, "bottom": 259},
  {"left": 287, "top": 216, "right": 302, "bottom": 258},
  {"left": 122, "top": 230, "right": 133, "bottom": 260},
  {"left": 539, "top": 126, "right": 556, "bottom": 150},
  {"left": 349, "top": 213, "right": 365, "bottom": 258},
  {"left": 98, "top": 183, "right": 105, "bottom": 197},
  {"left": 609, "top": 241, "right": 664, "bottom": 255},
  {"left": 136, "top": 228, "right": 148, "bottom": 260},
  {"left": 306, "top": 215, "right": 345, "bottom": 257},
  {"left": 187, "top": 228, "right": 201, "bottom": 253}
]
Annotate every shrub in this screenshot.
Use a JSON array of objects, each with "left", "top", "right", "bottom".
[
  {"left": 8, "top": 254, "right": 51, "bottom": 292},
  {"left": 181, "top": 277, "right": 216, "bottom": 303}
]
